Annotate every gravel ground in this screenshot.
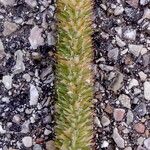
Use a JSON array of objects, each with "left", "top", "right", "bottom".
[
  {"left": 0, "top": 0, "right": 56, "bottom": 149},
  {"left": 93, "top": 0, "right": 150, "bottom": 149},
  {"left": 0, "top": 0, "right": 150, "bottom": 150}
]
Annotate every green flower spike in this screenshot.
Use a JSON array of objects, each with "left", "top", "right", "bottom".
[{"left": 55, "top": 0, "right": 94, "bottom": 149}]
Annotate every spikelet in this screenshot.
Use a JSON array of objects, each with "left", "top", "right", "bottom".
[{"left": 55, "top": 0, "right": 93, "bottom": 149}]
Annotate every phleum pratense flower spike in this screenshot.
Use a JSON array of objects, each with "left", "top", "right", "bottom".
[{"left": 55, "top": 0, "right": 93, "bottom": 149}]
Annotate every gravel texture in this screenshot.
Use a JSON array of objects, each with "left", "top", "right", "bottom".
[
  {"left": 0, "top": 0, "right": 150, "bottom": 150},
  {"left": 93, "top": 0, "right": 150, "bottom": 149},
  {"left": 0, "top": 0, "right": 56, "bottom": 149}
]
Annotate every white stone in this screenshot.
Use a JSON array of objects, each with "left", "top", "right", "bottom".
[
  {"left": 101, "top": 116, "right": 110, "bottom": 126},
  {"left": 2, "top": 75, "right": 12, "bottom": 90},
  {"left": 124, "top": 29, "right": 136, "bottom": 41},
  {"left": 33, "top": 144, "right": 42, "bottom": 150},
  {"left": 21, "top": 120, "right": 30, "bottom": 133},
  {"left": 25, "top": 0, "right": 37, "bottom": 7},
  {"left": 12, "top": 115, "right": 21, "bottom": 124},
  {"left": 14, "top": 17, "right": 23, "bottom": 24},
  {"left": 13, "top": 50, "right": 25, "bottom": 74},
  {"left": 116, "top": 36, "right": 126, "bottom": 47},
  {"left": 30, "top": 117, "right": 35, "bottom": 123},
  {"left": 114, "top": 5, "right": 124, "bottom": 15},
  {"left": 134, "top": 88, "right": 142, "bottom": 95},
  {"left": 44, "top": 129, "right": 51, "bottom": 135},
  {"left": 100, "top": 4, "right": 107, "bottom": 10},
  {"left": 144, "top": 81, "right": 150, "bottom": 101},
  {"left": 108, "top": 72, "right": 116, "bottom": 81},
  {"left": 99, "top": 64, "right": 114, "bottom": 71},
  {"left": 125, "top": 147, "right": 132, "bottom": 150},
  {"left": 0, "top": 39, "right": 5, "bottom": 60},
  {"left": 112, "top": 128, "right": 125, "bottom": 148},
  {"left": 123, "top": 128, "right": 129, "bottom": 134},
  {"left": 118, "top": 94, "right": 131, "bottom": 109},
  {"left": 121, "top": 48, "right": 128, "bottom": 55},
  {"left": 141, "top": 48, "right": 148, "bottom": 55},
  {"left": 22, "top": 136, "right": 32, "bottom": 148},
  {"left": 47, "top": 32, "right": 56, "bottom": 46},
  {"left": 128, "top": 79, "right": 139, "bottom": 89},
  {"left": 140, "top": 0, "right": 149, "bottom": 5},
  {"left": 0, "top": 124, "right": 6, "bottom": 134},
  {"left": 94, "top": 117, "right": 102, "bottom": 127},
  {"left": 101, "top": 141, "right": 109, "bottom": 148},
  {"left": 126, "top": 110, "right": 134, "bottom": 124},
  {"left": 144, "top": 138, "right": 150, "bottom": 150},
  {"left": 115, "top": 27, "right": 122, "bottom": 37},
  {"left": 111, "top": 72, "right": 124, "bottom": 93},
  {"left": 143, "top": 8, "right": 150, "bottom": 19},
  {"left": 3, "top": 21, "right": 17, "bottom": 36},
  {"left": 128, "top": 44, "right": 143, "bottom": 57},
  {"left": 29, "top": 26, "right": 44, "bottom": 49},
  {"left": 1, "top": 97, "right": 10, "bottom": 103},
  {"left": 42, "top": 12, "right": 48, "bottom": 29},
  {"left": 30, "top": 84, "right": 39, "bottom": 105},
  {"left": 138, "top": 71, "right": 147, "bottom": 81},
  {"left": 23, "top": 74, "right": 31, "bottom": 82},
  {"left": 0, "top": 39, "right": 4, "bottom": 51},
  {"left": 137, "top": 137, "right": 145, "bottom": 145},
  {"left": 0, "top": 0, "right": 15, "bottom": 6},
  {"left": 108, "top": 48, "right": 119, "bottom": 60}
]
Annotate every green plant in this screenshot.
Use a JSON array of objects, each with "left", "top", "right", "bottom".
[{"left": 55, "top": 0, "right": 93, "bottom": 149}]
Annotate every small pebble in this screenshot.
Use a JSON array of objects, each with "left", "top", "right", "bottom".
[
  {"left": 137, "top": 146, "right": 146, "bottom": 150},
  {"left": 12, "top": 115, "right": 21, "bottom": 124},
  {"left": 125, "top": 147, "right": 132, "bottom": 150},
  {"left": 128, "top": 44, "right": 143, "bottom": 57},
  {"left": 138, "top": 71, "right": 147, "bottom": 81},
  {"left": 101, "top": 116, "right": 110, "bottom": 127},
  {"left": 107, "top": 48, "right": 119, "bottom": 61},
  {"left": 134, "top": 122, "right": 145, "bottom": 134},
  {"left": 29, "top": 26, "right": 44, "bottom": 49},
  {"left": 111, "top": 72, "right": 124, "bottom": 93},
  {"left": 13, "top": 50, "right": 25, "bottom": 74},
  {"left": 137, "top": 137, "right": 145, "bottom": 145},
  {"left": 47, "top": 32, "right": 56, "bottom": 46},
  {"left": 0, "top": 39, "right": 5, "bottom": 60},
  {"left": 144, "top": 138, "right": 150, "bottom": 150},
  {"left": 134, "top": 103, "right": 147, "bottom": 117},
  {"left": 1, "top": 97, "right": 10, "bottom": 103},
  {"left": 116, "top": 36, "right": 126, "bottom": 47},
  {"left": 144, "top": 81, "right": 150, "bottom": 101},
  {"left": 112, "top": 128, "right": 125, "bottom": 148},
  {"left": 33, "top": 144, "right": 42, "bottom": 150},
  {"left": 94, "top": 117, "right": 102, "bottom": 127},
  {"left": 101, "top": 141, "right": 109, "bottom": 148},
  {"left": 0, "top": 0, "right": 15, "bottom": 6},
  {"left": 25, "top": 0, "right": 37, "bottom": 8},
  {"left": 126, "top": 0, "right": 139, "bottom": 8},
  {"left": 114, "top": 5, "right": 124, "bottom": 16},
  {"left": 113, "top": 108, "right": 125, "bottom": 121},
  {"left": 118, "top": 94, "right": 131, "bottom": 109},
  {"left": 22, "top": 136, "right": 33, "bottom": 148},
  {"left": 0, "top": 125, "right": 6, "bottom": 134},
  {"left": 124, "top": 29, "right": 136, "bottom": 41},
  {"left": 44, "top": 129, "right": 51, "bottom": 135},
  {"left": 128, "top": 79, "right": 139, "bottom": 89},
  {"left": 140, "top": 0, "right": 149, "bottom": 5},
  {"left": 30, "top": 84, "right": 39, "bottom": 106},
  {"left": 2, "top": 75, "right": 12, "bottom": 90},
  {"left": 23, "top": 74, "right": 31, "bottom": 82},
  {"left": 3, "top": 21, "right": 18, "bottom": 36}
]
